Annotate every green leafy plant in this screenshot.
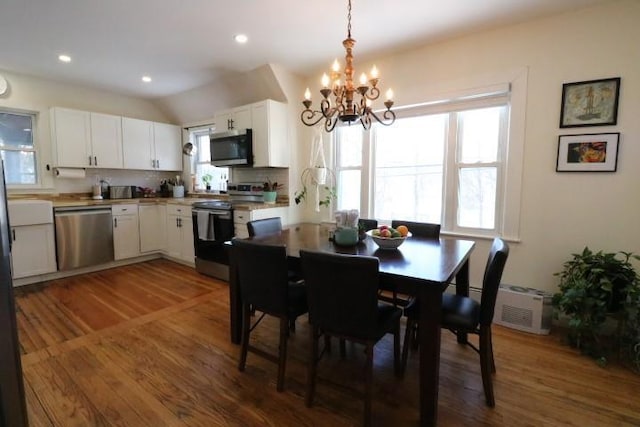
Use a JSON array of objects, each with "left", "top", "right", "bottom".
[
  {"left": 294, "top": 167, "right": 337, "bottom": 209},
  {"left": 201, "top": 174, "right": 213, "bottom": 185},
  {"left": 263, "top": 179, "right": 281, "bottom": 192},
  {"left": 553, "top": 247, "right": 640, "bottom": 365}
]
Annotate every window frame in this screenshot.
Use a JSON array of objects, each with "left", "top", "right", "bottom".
[{"left": 0, "top": 108, "right": 39, "bottom": 188}]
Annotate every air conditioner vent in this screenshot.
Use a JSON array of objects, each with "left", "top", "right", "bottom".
[{"left": 494, "top": 284, "right": 552, "bottom": 335}]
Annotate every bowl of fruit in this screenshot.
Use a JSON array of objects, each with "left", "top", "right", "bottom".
[{"left": 366, "top": 225, "right": 411, "bottom": 250}]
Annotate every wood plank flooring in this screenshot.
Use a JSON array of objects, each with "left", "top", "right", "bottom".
[{"left": 15, "top": 259, "right": 640, "bottom": 426}]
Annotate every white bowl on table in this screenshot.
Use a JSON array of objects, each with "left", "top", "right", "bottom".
[{"left": 366, "top": 230, "right": 411, "bottom": 250}]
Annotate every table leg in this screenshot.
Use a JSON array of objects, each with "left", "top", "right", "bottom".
[
  {"left": 418, "top": 285, "right": 442, "bottom": 427},
  {"left": 455, "top": 260, "right": 470, "bottom": 344},
  {"left": 229, "top": 250, "right": 242, "bottom": 344}
]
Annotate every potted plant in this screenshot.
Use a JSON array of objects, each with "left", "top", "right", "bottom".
[
  {"left": 263, "top": 179, "right": 281, "bottom": 204},
  {"left": 553, "top": 247, "right": 640, "bottom": 365},
  {"left": 202, "top": 174, "right": 213, "bottom": 191},
  {"left": 294, "top": 167, "right": 337, "bottom": 210}
]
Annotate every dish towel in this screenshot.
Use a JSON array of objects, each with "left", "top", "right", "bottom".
[{"left": 197, "top": 211, "right": 215, "bottom": 241}]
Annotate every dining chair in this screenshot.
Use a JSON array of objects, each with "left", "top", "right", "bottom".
[
  {"left": 401, "top": 238, "right": 509, "bottom": 407},
  {"left": 380, "top": 221, "right": 441, "bottom": 308},
  {"left": 232, "top": 238, "right": 308, "bottom": 392},
  {"left": 247, "top": 217, "right": 282, "bottom": 237},
  {"left": 358, "top": 218, "right": 378, "bottom": 232},
  {"left": 300, "top": 249, "right": 402, "bottom": 427}
]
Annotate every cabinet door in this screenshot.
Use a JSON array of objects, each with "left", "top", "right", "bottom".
[
  {"left": 251, "top": 100, "right": 288, "bottom": 167},
  {"left": 179, "top": 216, "right": 195, "bottom": 263},
  {"left": 113, "top": 214, "right": 140, "bottom": 260},
  {"left": 90, "top": 113, "right": 123, "bottom": 169},
  {"left": 51, "top": 108, "right": 91, "bottom": 167},
  {"left": 214, "top": 111, "right": 233, "bottom": 132},
  {"left": 10, "top": 224, "right": 57, "bottom": 279},
  {"left": 122, "top": 117, "right": 154, "bottom": 170},
  {"left": 165, "top": 215, "right": 181, "bottom": 259},
  {"left": 139, "top": 204, "right": 166, "bottom": 252},
  {"left": 232, "top": 106, "right": 252, "bottom": 131},
  {"left": 153, "top": 122, "right": 182, "bottom": 171}
]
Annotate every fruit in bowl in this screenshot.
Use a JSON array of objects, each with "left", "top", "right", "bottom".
[{"left": 367, "top": 225, "right": 411, "bottom": 250}]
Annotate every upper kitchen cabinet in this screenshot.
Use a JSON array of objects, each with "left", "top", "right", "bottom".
[
  {"left": 51, "top": 107, "right": 123, "bottom": 168},
  {"left": 122, "top": 118, "right": 182, "bottom": 171},
  {"left": 251, "top": 100, "right": 288, "bottom": 167},
  {"left": 214, "top": 105, "right": 251, "bottom": 132}
]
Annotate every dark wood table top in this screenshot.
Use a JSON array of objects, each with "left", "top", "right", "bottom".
[{"left": 245, "top": 223, "right": 475, "bottom": 289}]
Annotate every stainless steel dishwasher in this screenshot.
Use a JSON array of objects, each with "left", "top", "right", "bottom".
[{"left": 54, "top": 206, "right": 114, "bottom": 270}]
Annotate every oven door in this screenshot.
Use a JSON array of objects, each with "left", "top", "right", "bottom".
[{"left": 192, "top": 208, "right": 234, "bottom": 280}]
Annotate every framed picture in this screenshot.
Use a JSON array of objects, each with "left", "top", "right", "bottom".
[
  {"left": 559, "top": 77, "right": 620, "bottom": 128},
  {"left": 556, "top": 133, "right": 619, "bottom": 172}
]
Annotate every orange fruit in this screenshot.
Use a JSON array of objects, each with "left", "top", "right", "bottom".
[{"left": 396, "top": 225, "right": 409, "bottom": 237}]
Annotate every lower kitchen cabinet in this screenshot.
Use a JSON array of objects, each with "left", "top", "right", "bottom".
[
  {"left": 112, "top": 204, "right": 140, "bottom": 260},
  {"left": 233, "top": 207, "right": 289, "bottom": 239},
  {"left": 11, "top": 224, "right": 57, "bottom": 279},
  {"left": 139, "top": 204, "right": 167, "bottom": 253},
  {"left": 165, "top": 204, "right": 194, "bottom": 264}
]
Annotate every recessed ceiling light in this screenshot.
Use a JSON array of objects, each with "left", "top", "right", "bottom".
[
  {"left": 58, "top": 54, "right": 71, "bottom": 63},
  {"left": 142, "top": 76, "right": 152, "bottom": 83},
  {"left": 234, "top": 34, "right": 248, "bottom": 44}
]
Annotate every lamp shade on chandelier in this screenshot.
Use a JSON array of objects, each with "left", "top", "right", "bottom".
[{"left": 301, "top": 0, "right": 396, "bottom": 132}]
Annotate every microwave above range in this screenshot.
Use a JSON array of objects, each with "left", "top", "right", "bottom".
[{"left": 210, "top": 129, "right": 253, "bottom": 167}]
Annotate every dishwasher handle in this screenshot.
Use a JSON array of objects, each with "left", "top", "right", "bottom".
[{"left": 54, "top": 207, "right": 113, "bottom": 217}]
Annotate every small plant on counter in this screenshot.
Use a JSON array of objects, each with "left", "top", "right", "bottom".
[
  {"left": 263, "top": 179, "right": 281, "bottom": 192},
  {"left": 202, "top": 174, "right": 213, "bottom": 190}
]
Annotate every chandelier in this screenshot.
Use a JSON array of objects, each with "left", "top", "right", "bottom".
[{"left": 300, "top": 0, "right": 395, "bottom": 132}]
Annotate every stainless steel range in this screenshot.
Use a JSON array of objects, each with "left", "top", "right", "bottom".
[{"left": 192, "top": 200, "right": 234, "bottom": 280}]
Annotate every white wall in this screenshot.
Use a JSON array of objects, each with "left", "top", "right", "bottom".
[
  {"left": 0, "top": 70, "right": 174, "bottom": 192},
  {"left": 298, "top": 0, "right": 640, "bottom": 292}
]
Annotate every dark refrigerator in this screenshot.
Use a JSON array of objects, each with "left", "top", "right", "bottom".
[{"left": 0, "top": 160, "right": 28, "bottom": 426}]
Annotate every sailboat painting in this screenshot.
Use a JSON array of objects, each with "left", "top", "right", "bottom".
[{"left": 560, "top": 77, "right": 620, "bottom": 128}]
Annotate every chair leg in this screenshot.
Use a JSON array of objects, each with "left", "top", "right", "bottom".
[
  {"left": 276, "top": 317, "right": 288, "bottom": 392},
  {"left": 479, "top": 326, "right": 495, "bottom": 407},
  {"left": 401, "top": 317, "right": 415, "bottom": 376},
  {"left": 306, "top": 325, "right": 319, "bottom": 407},
  {"left": 393, "top": 321, "right": 401, "bottom": 377},
  {"left": 364, "top": 342, "right": 374, "bottom": 427},
  {"left": 238, "top": 304, "right": 251, "bottom": 371}
]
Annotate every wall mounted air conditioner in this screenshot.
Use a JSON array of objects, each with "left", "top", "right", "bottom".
[{"left": 493, "top": 284, "right": 552, "bottom": 335}]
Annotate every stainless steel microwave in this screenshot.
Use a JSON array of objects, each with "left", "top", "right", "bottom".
[{"left": 210, "top": 129, "right": 253, "bottom": 167}]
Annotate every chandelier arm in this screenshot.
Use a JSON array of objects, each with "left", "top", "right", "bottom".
[
  {"left": 367, "top": 109, "right": 396, "bottom": 126},
  {"left": 301, "top": 110, "right": 329, "bottom": 127},
  {"left": 365, "top": 86, "right": 380, "bottom": 101},
  {"left": 325, "top": 117, "right": 339, "bottom": 132}
]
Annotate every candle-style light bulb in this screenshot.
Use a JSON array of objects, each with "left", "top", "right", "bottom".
[
  {"left": 332, "top": 59, "right": 340, "bottom": 72},
  {"left": 366, "top": 99, "right": 372, "bottom": 107},
  {"left": 359, "top": 73, "right": 367, "bottom": 85},
  {"left": 386, "top": 88, "right": 394, "bottom": 101},
  {"left": 304, "top": 88, "right": 311, "bottom": 101},
  {"left": 370, "top": 65, "right": 379, "bottom": 79},
  {"left": 321, "top": 73, "right": 330, "bottom": 88}
]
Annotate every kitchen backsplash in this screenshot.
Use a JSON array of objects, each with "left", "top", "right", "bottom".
[
  {"left": 232, "top": 167, "right": 289, "bottom": 193},
  {"left": 54, "top": 169, "right": 180, "bottom": 194}
]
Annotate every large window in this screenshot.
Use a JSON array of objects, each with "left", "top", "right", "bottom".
[
  {"left": 335, "top": 93, "right": 510, "bottom": 236},
  {"left": 0, "top": 110, "right": 37, "bottom": 185},
  {"left": 190, "top": 127, "right": 229, "bottom": 192}
]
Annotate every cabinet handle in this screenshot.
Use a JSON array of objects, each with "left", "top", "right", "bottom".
[
  {"left": 151, "top": 159, "right": 156, "bottom": 168},
  {"left": 12, "top": 229, "right": 16, "bottom": 241},
  {"left": 229, "top": 118, "right": 234, "bottom": 129},
  {"left": 94, "top": 156, "right": 98, "bottom": 166},
  {"left": 114, "top": 218, "right": 118, "bottom": 228},
  {"left": 89, "top": 156, "right": 92, "bottom": 166},
  {"left": 156, "top": 159, "right": 160, "bottom": 169}
]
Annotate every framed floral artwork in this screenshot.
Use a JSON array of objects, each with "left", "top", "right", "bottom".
[
  {"left": 556, "top": 133, "right": 619, "bottom": 172},
  {"left": 559, "top": 77, "right": 620, "bottom": 128}
]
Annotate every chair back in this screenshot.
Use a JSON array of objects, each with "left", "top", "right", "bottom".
[
  {"left": 300, "top": 250, "right": 380, "bottom": 338},
  {"left": 247, "top": 217, "right": 282, "bottom": 237},
  {"left": 391, "top": 220, "right": 440, "bottom": 238},
  {"left": 358, "top": 218, "right": 378, "bottom": 232},
  {"left": 232, "top": 239, "right": 290, "bottom": 315},
  {"left": 479, "top": 238, "right": 510, "bottom": 326}
]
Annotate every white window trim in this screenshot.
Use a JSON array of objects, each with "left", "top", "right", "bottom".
[{"left": 1, "top": 108, "right": 40, "bottom": 189}]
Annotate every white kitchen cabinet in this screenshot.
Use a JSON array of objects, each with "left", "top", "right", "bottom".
[
  {"left": 251, "top": 100, "right": 289, "bottom": 167},
  {"left": 90, "top": 112, "right": 123, "bottom": 168},
  {"left": 8, "top": 200, "right": 56, "bottom": 280},
  {"left": 112, "top": 204, "right": 140, "bottom": 260},
  {"left": 122, "top": 117, "right": 182, "bottom": 171},
  {"left": 138, "top": 204, "right": 166, "bottom": 253},
  {"left": 153, "top": 122, "right": 182, "bottom": 171},
  {"left": 233, "top": 207, "right": 289, "bottom": 239},
  {"left": 215, "top": 105, "right": 251, "bottom": 132},
  {"left": 51, "top": 108, "right": 123, "bottom": 168},
  {"left": 165, "top": 204, "right": 194, "bottom": 264}
]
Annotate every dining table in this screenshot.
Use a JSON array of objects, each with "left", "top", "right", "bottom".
[{"left": 227, "top": 223, "right": 475, "bottom": 427}]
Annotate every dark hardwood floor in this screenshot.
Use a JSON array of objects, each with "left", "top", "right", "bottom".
[{"left": 15, "top": 259, "right": 640, "bottom": 426}]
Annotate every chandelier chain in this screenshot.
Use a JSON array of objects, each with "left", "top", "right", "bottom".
[{"left": 347, "top": 0, "right": 352, "bottom": 38}]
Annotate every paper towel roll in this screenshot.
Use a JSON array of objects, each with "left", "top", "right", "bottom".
[{"left": 55, "top": 168, "right": 86, "bottom": 179}]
